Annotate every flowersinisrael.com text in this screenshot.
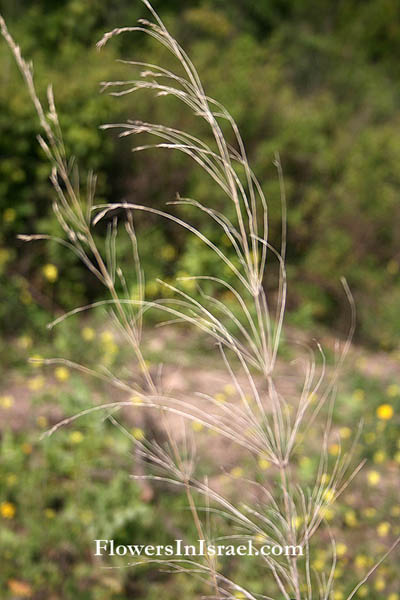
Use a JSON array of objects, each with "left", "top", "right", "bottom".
[{"left": 94, "top": 539, "right": 303, "bottom": 558}]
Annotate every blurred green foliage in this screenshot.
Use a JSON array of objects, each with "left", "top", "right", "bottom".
[
  {"left": 1, "top": 328, "right": 399, "bottom": 599},
  {"left": 1, "top": 0, "right": 400, "bottom": 351}
]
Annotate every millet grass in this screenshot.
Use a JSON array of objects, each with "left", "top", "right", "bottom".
[{"left": 1, "top": 2, "right": 399, "bottom": 598}]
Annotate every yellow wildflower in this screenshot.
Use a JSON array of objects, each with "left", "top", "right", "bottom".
[
  {"left": 28, "top": 376, "right": 44, "bottom": 391},
  {"left": 130, "top": 395, "right": 143, "bottom": 405},
  {"left": 362, "top": 507, "right": 376, "bottom": 518},
  {"left": 101, "top": 330, "right": 114, "bottom": 343},
  {"left": 223, "top": 384, "right": 236, "bottom": 396},
  {"left": 324, "top": 488, "right": 335, "bottom": 503},
  {"left": 191, "top": 421, "right": 203, "bottom": 432},
  {"left": 312, "top": 558, "right": 325, "bottom": 571},
  {"left": 44, "top": 508, "right": 55, "bottom": 519},
  {"left": 214, "top": 392, "right": 226, "bottom": 403},
  {"left": 388, "top": 594, "right": 399, "bottom": 600},
  {"left": 374, "top": 577, "right": 386, "bottom": 591},
  {"left": 333, "top": 567, "right": 343, "bottom": 579},
  {"left": 82, "top": 326, "right": 95, "bottom": 341},
  {"left": 55, "top": 366, "right": 69, "bottom": 382},
  {"left": 104, "top": 342, "right": 118, "bottom": 357},
  {"left": 333, "top": 591, "right": 344, "bottom": 600},
  {"left": 377, "top": 522, "right": 390, "bottom": 537},
  {"left": 294, "top": 516, "right": 302, "bottom": 529},
  {"left": 344, "top": 510, "right": 357, "bottom": 527},
  {"left": 376, "top": 404, "right": 394, "bottom": 420},
  {"left": 336, "top": 543, "right": 347, "bottom": 557},
  {"left": 0, "top": 395, "right": 14, "bottom": 409},
  {"left": 320, "top": 473, "right": 330, "bottom": 485},
  {"left": 321, "top": 507, "right": 335, "bottom": 521},
  {"left": 367, "top": 470, "right": 380, "bottom": 486},
  {"left": 42, "top": 263, "right": 58, "bottom": 282},
  {"left": 132, "top": 427, "right": 145, "bottom": 441},
  {"left": 355, "top": 554, "right": 368, "bottom": 569},
  {"left": 1, "top": 501, "right": 16, "bottom": 519},
  {"left": 230, "top": 466, "right": 243, "bottom": 478},
  {"left": 69, "top": 431, "right": 84, "bottom": 444},
  {"left": 339, "top": 427, "right": 352, "bottom": 439},
  {"left": 357, "top": 587, "right": 368, "bottom": 598},
  {"left": 373, "top": 450, "right": 386, "bottom": 464},
  {"left": 329, "top": 443, "right": 340, "bottom": 456},
  {"left": 258, "top": 457, "right": 270, "bottom": 470}
]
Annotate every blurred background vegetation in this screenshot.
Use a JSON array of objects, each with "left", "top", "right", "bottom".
[
  {"left": 1, "top": 1, "right": 400, "bottom": 599},
  {"left": 1, "top": 0, "right": 400, "bottom": 354}
]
